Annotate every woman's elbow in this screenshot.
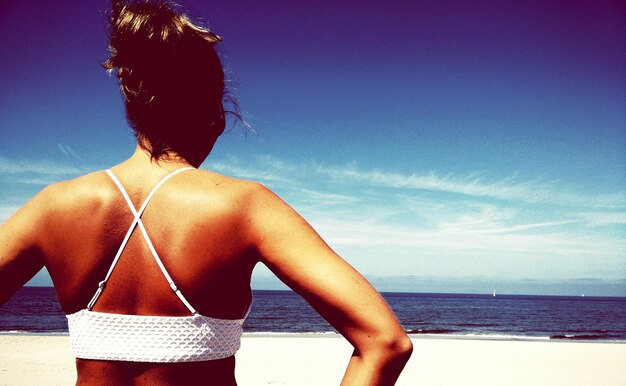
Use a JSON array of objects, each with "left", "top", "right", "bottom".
[
  {"left": 368, "top": 330, "right": 413, "bottom": 364},
  {"left": 389, "top": 333, "right": 413, "bottom": 363}
]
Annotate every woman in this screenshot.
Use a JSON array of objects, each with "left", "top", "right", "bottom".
[{"left": 0, "top": 1, "right": 412, "bottom": 385}]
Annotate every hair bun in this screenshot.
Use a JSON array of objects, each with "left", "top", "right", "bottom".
[{"left": 105, "top": 0, "right": 221, "bottom": 71}]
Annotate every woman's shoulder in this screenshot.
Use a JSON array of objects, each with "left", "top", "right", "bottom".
[
  {"left": 1, "top": 171, "right": 113, "bottom": 237},
  {"left": 32, "top": 171, "right": 116, "bottom": 214},
  {"left": 45, "top": 169, "right": 113, "bottom": 197}
]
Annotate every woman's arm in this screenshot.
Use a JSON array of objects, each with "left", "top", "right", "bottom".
[
  {"left": 246, "top": 184, "right": 412, "bottom": 385},
  {"left": 0, "top": 190, "right": 48, "bottom": 306}
]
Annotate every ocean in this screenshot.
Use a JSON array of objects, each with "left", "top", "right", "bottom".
[{"left": 1, "top": 287, "right": 625, "bottom": 341}]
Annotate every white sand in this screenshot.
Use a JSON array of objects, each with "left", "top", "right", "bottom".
[{"left": 0, "top": 334, "right": 625, "bottom": 385}]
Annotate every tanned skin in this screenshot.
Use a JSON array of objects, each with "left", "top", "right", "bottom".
[{"left": 0, "top": 146, "right": 412, "bottom": 386}]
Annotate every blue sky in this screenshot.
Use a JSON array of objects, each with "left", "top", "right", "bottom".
[{"left": 1, "top": 0, "right": 624, "bottom": 295}]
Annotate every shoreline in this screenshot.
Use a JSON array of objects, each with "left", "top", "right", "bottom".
[
  {"left": 2, "top": 330, "right": 625, "bottom": 344},
  {"left": 1, "top": 334, "right": 625, "bottom": 385}
]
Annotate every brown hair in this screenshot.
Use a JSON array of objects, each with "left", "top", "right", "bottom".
[{"left": 104, "top": 0, "right": 241, "bottom": 163}]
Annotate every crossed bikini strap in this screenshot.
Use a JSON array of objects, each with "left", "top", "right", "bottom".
[{"left": 87, "top": 167, "right": 197, "bottom": 314}]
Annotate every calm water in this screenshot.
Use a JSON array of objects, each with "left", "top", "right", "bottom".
[{"left": 1, "top": 287, "right": 625, "bottom": 341}]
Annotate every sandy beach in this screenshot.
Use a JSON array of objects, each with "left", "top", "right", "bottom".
[{"left": 0, "top": 334, "right": 624, "bottom": 385}]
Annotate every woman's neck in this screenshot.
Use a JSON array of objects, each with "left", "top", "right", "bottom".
[{"left": 127, "top": 146, "right": 198, "bottom": 171}]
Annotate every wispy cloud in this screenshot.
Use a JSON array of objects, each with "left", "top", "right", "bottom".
[
  {"left": 0, "top": 157, "right": 82, "bottom": 183},
  {"left": 315, "top": 164, "right": 626, "bottom": 209},
  {"left": 57, "top": 143, "right": 83, "bottom": 164},
  {"left": 297, "top": 189, "right": 360, "bottom": 206},
  {"left": 573, "top": 211, "right": 626, "bottom": 227},
  {"left": 308, "top": 205, "right": 617, "bottom": 255},
  {"left": 208, "top": 154, "right": 626, "bottom": 210},
  {"left": 204, "top": 154, "right": 625, "bottom": 280}
]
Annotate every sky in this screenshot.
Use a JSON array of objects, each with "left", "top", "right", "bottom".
[{"left": 1, "top": 0, "right": 624, "bottom": 296}]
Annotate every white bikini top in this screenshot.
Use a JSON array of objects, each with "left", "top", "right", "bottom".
[{"left": 66, "top": 167, "right": 250, "bottom": 363}]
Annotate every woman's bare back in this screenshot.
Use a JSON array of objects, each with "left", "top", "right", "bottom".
[{"left": 33, "top": 162, "right": 257, "bottom": 384}]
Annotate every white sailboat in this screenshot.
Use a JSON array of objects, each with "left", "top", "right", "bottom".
[{"left": 492, "top": 290, "right": 496, "bottom": 297}]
